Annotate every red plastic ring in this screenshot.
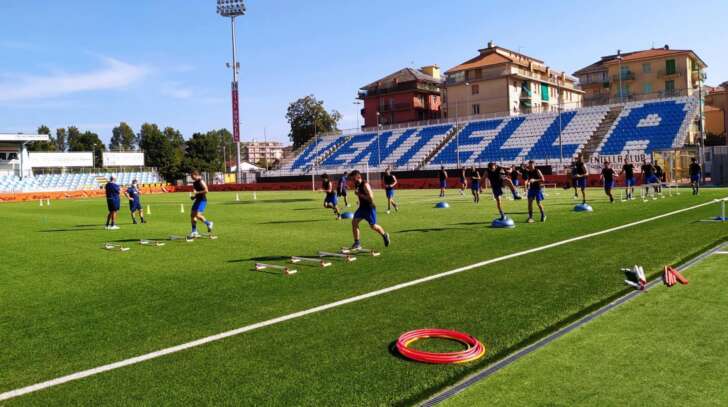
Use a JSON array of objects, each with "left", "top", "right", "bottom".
[{"left": 396, "top": 328, "right": 486, "bottom": 364}]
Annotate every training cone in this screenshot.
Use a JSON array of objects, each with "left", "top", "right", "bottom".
[
  {"left": 46, "top": 198, "right": 50, "bottom": 206},
  {"left": 39, "top": 199, "right": 43, "bottom": 207},
  {"left": 146, "top": 205, "right": 151, "bottom": 215},
  {"left": 435, "top": 202, "right": 450, "bottom": 209},
  {"left": 253, "top": 192, "right": 257, "bottom": 200},
  {"left": 491, "top": 217, "right": 515, "bottom": 229},
  {"left": 341, "top": 211, "right": 354, "bottom": 219},
  {"left": 574, "top": 203, "right": 593, "bottom": 212},
  {"left": 180, "top": 204, "right": 185, "bottom": 213},
  {"left": 235, "top": 193, "right": 240, "bottom": 202}
]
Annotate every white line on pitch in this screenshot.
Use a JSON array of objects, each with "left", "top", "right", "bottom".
[{"left": 0, "top": 198, "right": 721, "bottom": 402}]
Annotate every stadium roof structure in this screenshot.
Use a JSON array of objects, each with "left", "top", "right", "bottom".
[{"left": 0, "top": 134, "right": 49, "bottom": 143}]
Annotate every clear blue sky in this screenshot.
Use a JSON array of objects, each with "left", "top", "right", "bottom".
[{"left": 1, "top": 0, "right": 726, "bottom": 145}]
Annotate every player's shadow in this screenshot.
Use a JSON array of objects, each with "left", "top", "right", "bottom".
[
  {"left": 258, "top": 219, "right": 326, "bottom": 225},
  {"left": 397, "top": 227, "right": 465, "bottom": 234},
  {"left": 228, "top": 255, "right": 289, "bottom": 263},
  {"left": 40, "top": 226, "right": 99, "bottom": 233}
]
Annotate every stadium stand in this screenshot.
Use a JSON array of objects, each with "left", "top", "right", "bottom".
[
  {"left": 0, "top": 171, "right": 161, "bottom": 193},
  {"left": 265, "top": 95, "right": 699, "bottom": 176}
]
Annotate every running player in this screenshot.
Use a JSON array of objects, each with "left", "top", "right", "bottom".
[
  {"left": 689, "top": 157, "right": 702, "bottom": 195},
  {"left": 468, "top": 165, "right": 482, "bottom": 204},
  {"left": 438, "top": 166, "right": 448, "bottom": 198},
  {"left": 321, "top": 173, "right": 341, "bottom": 219},
  {"left": 570, "top": 160, "right": 579, "bottom": 199},
  {"left": 189, "top": 170, "right": 214, "bottom": 238},
  {"left": 525, "top": 160, "right": 546, "bottom": 223},
  {"left": 104, "top": 176, "right": 121, "bottom": 230},
  {"left": 654, "top": 161, "right": 665, "bottom": 194},
  {"left": 383, "top": 167, "right": 399, "bottom": 214},
  {"left": 337, "top": 172, "right": 349, "bottom": 207},
  {"left": 124, "top": 179, "right": 146, "bottom": 224},
  {"left": 348, "top": 170, "right": 390, "bottom": 250},
  {"left": 574, "top": 155, "right": 588, "bottom": 205},
  {"left": 641, "top": 159, "right": 659, "bottom": 196},
  {"left": 600, "top": 161, "right": 616, "bottom": 203},
  {"left": 459, "top": 168, "right": 467, "bottom": 196},
  {"left": 621, "top": 160, "right": 636, "bottom": 200},
  {"left": 484, "top": 163, "right": 507, "bottom": 220}
]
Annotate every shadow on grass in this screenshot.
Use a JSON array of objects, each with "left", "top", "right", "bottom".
[
  {"left": 223, "top": 198, "right": 316, "bottom": 205},
  {"left": 41, "top": 227, "right": 100, "bottom": 233},
  {"left": 397, "top": 227, "right": 466, "bottom": 234},
  {"left": 258, "top": 219, "right": 327, "bottom": 225},
  {"left": 228, "top": 255, "right": 290, "bottom": 263}
]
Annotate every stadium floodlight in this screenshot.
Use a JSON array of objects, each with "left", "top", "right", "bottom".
[
  {"left": 216, "top": 0, "right": 246, "bottom": 17},
  {"left": 217, "top": 0, "right": 246, "bottom": 183}
]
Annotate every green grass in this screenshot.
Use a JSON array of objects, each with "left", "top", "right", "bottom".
[
  {"left": 445, "top": 252, "right": 728, "bottom": 407},
  {"left": 1, "top": 188, "right": 727, "bottom": 405}
]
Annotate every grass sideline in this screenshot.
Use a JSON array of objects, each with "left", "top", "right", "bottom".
[
  {"left": 1, "top": 188, "right": 727, "bottom": 405},
  {"left": 444, "top": 250, "right": 728, "bottom": 406}
]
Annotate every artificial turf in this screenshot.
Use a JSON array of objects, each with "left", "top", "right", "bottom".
[
  {"left": 444, "top": 249, "right": 728, "bottom": 407},
  {"left": 1, "top": 187, "right": 727, "bottom": 405}
]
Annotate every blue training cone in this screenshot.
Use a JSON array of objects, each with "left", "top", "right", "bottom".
[
  {"left": 574, "top": 203, "right": 593, "bottom": 212},
  {"left": 341, "top": 212, "right": 355, "bottom": 219},
  {"left": 491, "top": 217, "right": 515, "bottom": 229},
  {"left": 435, "top": 202, "right": 450, "bottom": 209}
]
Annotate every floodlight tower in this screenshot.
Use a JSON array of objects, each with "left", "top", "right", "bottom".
[{"left": 217, "top": 0, "right": 246, "bottom": 183}]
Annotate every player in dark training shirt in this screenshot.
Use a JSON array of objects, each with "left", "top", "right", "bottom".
[
  {"left": 600, "top": 161, "right": 616, "bottom": 203},
  {"left": 641, "top": 159, "right": 659, "bottom": 196},
  {"left": 104, "top": 176, "right": 121, "bottom": 230},
  {"left": 484, "top": 163, "right": 507, "bottom": 220},
  {"left": 573, "top": 155, "right": 588, "bottom": 205},
  {"left": 467, "top": 165, "right": 482, "bottom": 204},
  {"left": 689, "top": 157, "right": 702, "bottom": 195},
  {"left": 654, "top": 161, "right": 665, "bottom": 194},
  {"left": 189, "top": 170, "right": 214, "bottom": 238},
  {"left": 383, "top": 167, "right": 399, "bottom": 214},
  {"left": 348, "top": 170, "right": 390, "bottom": 250},
  {"left": 337, "top": 172, "right": 350, "bottom": 207},
  {"left": 124, "top": 179, "right": 146, "bottom": 224},
  {"left": 569, "top": 160, "right": 579, "bottom": 198},
  {"left": 525, "top": 161, "right": 546, "bottom": 223},
  {"left": 458, "top": 168, "right": 467, "bottom": 196},
  {"left": 321, "top": 173, "right": 341, "bottom": 220},
  {"left": 438, "top": 166, "right": 448, "bottom": 198},
  {"left": 621, "top": 160, "right": 636, "bottom": 200}
]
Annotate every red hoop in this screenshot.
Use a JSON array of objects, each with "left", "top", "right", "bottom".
[{"left": 396, "top": 329, "right": 486, "bottom": 364}]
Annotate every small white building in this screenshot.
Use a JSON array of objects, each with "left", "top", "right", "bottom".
[{"left": 0, "top": 133, "right": 49, "bottom": 178}]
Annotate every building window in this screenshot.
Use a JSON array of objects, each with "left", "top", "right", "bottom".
[
  {"left": 471, "top": 104, "right": 480, "bottom": 115},
  {"left": 665, "top": 80, "right": 675, "bottom": 96},
  {"left": 643, "top": 83, "right": 653, "bottom": 94},
  {"left": 471, "top": 84, "right": 479, "bottom": 95},
  {"left": 666, "top": 59, "right": 676, "bottom": 75},
  {"left": 642, "top": 63, "right": 652, "bottom": 73}
]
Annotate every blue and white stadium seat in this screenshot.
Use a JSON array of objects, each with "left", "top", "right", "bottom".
[
  {"left": 595, "top": 97, "right": 698, "bottom": 156},
  {"left": 0, "top": 171, "right": 161, "bottom": 193}
]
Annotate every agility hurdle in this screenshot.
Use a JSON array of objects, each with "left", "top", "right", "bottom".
[
  {"left": 140, "top": 239, "right": 166, "bottom": 247},
  {"left": 255, "top": 263, "right": 297, "bottom": 275},
  {"left": 103, "top": 243, "right": 130, "bottom": 252},
  {"left": 340, "top": 247, "right": 381, "bottom": 257},
  {"left": 196, "top": 233, "right": 218, "bottom": 240},
  {"left": 170, "top": 235, "right": 194, "bottom": 242},
  {"left": 290, "top": 256, "right": 332, "bottom": 267},
  {"left": 319, "top": 251, "right": 357, "bottom": 262}
]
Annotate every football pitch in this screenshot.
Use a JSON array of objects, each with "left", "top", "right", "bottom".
[{"left": 1, "top": 187, "right": 727, "bottom": 405}]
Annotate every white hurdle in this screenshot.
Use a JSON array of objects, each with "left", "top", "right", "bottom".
[
  {"left": 104, "top": 243, "right": 130, "bottom": 252},
  {"left": 319, "top": 251, "right": 357, "bottom": 262},
  {"left": 140, "top": 239, "right": 166, "bottom": 247},
  {"left": 196, "top": 233, "right": 218, "bottom": 240},
  {"left": 255, "top": 263, "right": 297, "bottom": 275},
  {"left": 170, "top": 235, "right": 194, "bottom": 242},
  {"left": 291, "top": 256, "right": 332, "bottom": 268},
  {"left": 340, "top": 247, "right": 381, "bottom": 257}
]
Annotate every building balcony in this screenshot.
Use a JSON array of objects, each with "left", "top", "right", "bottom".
[
  {"left": 657, "top": 70, "right": 682, "bottom": 79},
  {"left": 611, "top": 71, "right": 636, "bottom": 82},
  {"left": 362, "top": 82, "right": 441, "bottom": 97}
]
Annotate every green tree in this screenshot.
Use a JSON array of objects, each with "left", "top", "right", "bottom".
[
  {"left": 28, "top": 125, "right": 57, "bottom": 151},
  {"left": 109, "top": 122, "right": 137, "bottom": 151},
  {"left": 138, "top": 123, "right": 184, "bottom": 182},
  {"left": 55, "top": 128, "right": 67, "bottom": 152},
  {"left": 184, "top": 131, "right": 224, "bottom": 173},
  {"left": 285, "top": 95, "right": 342, "bottom": 149},
  {"left": 68, "top": 130, "right": 105, "bottom": 167}
]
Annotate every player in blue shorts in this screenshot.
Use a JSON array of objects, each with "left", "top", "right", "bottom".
[
  {"left": 321, "top": 173, "right": 341, "bottom": 220},
  {"left": 525, "top": 161, "right": 546, "bottom": 223},
  {"left": 621, "top": 160, "right": 636, "bottom": 200},
  {"left": 438, "top": 166, "right": 448, "bottom": 198},
  {"left": 641, "top": 159, "right": 659, "bottom": 196},
  {"left": 600, "top": 161, "right": 616, "bottom": 203},
  {"left": 458, "top": 168, "right": 467, "bottom": 196},
  {"left": 689, "top": 157, "right": 701, "bottom": 195},
  {"left": 468, "top": 165, "right": 481, "bottom": 204},
  {"left": 574, "top": 155, "right": 588, "bottom": 205},
  {"left": 484, "top": 163, "right": 507, "bottom": 220},
  {"left": 189, "top": 170, "right": 214, "bottom": 238},
  {"left": 348, "top": 170, "right": 390, "bottom": 250},
  {"left": 124, "top": 179, "right": 146, "bottom": 224},
  {"left": 104, "top": 176, "right": 121, "bottom": 230},
  {"left": 383, "top": 167, "right": 399, "bottom": 214},
  {"left": 337, "top": 172, "right": 350, "bottom": 207},
  {"left": 654, "top": 161, "right": 665, "bottom": 194}
]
